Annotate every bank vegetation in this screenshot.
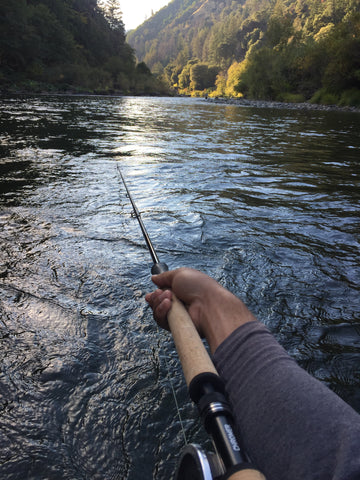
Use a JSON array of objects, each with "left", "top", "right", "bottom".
[
  {"left": 0, "top": 0, "right": 168, "bottom": 95},
  {"left": 128, "top": 0, "right": 360, "bottom": 106}
]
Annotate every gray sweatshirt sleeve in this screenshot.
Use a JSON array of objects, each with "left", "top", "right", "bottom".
[{"left": 212, "top": 321, "right": 360, "bottom": 480}]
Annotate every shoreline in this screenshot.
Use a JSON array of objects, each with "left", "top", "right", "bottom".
[
  {"left": 2, "top": 90, "right": 360, "bottom": 113},
  {"left": 205, "top": 96, "right": 360, "bottom": 114}
]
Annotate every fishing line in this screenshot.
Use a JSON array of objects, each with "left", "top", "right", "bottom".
[{"left": 160, "top": 338, "right": 188, "bottom": 446}]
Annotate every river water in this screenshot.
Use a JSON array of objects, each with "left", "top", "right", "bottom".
[{"left": 0, "top": 96, "right": 359, "bottom": 479}]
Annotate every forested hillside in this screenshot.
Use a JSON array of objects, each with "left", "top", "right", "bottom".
[
  {"left": 0, "top": 0, "right": 167, "bottom": 94},
  {"left": 128, "top": 0, "right": 360, "bottom": 105}
]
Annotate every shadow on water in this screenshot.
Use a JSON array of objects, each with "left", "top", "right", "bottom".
[
  {"left": 0, "top": 95, "right": 359, "bottom": 479},
  {"left": 0, "top": 96, "right": 118, "bottom": 207},
  {"left": 0, "top": 159, "right": 37, "bottom": 197}
]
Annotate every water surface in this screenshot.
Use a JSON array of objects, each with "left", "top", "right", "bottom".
[{"left": 1, "top": 96, "right": 359, "bottom": 479}]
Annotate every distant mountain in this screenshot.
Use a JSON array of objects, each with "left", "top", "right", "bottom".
[
  {"left": 127, "top": 0, "right": 360, "bottom": 105},
  {"left": 127, "top": 0, "right": 238, "bottom": 69}
]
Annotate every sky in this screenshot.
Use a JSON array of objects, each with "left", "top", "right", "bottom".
[{"left": 120, "top": 0, "right": 171, "bottom": 31}]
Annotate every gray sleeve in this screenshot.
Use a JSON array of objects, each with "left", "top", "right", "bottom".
[{"left": 213, "top": 321, "right": 360, "bottom": 480}]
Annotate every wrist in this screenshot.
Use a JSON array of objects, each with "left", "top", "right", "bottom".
[{"left": 200, "top": 287, "right": 256, "bottom": 353}]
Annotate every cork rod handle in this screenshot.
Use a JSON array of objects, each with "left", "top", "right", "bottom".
[{"left": 167, "top": 294, "right": 218, "bottom": 385}]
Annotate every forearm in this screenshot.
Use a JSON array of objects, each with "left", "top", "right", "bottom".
[
  {"left": 213, "top": 322, "right": 360, "bottom": 480},
  {"left": 197, "top": 286, "right": 256, "bottom": 354}
]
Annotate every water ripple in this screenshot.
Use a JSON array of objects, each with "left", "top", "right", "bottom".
[{"left": 0, "top": 96, "right": 359, "bottom": 479}]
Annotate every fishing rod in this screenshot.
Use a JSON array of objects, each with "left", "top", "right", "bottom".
[
  {"left": 118, "top": 166, "right": 265, "bottom": 480},
  {"left": 118, "top": 167, "right": 168, "bottom": 275}
]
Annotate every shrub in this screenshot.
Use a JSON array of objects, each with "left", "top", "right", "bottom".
[
  {"left": 338, "top": 88, "right": 360, "bottom": 106},
  {"left": 310, "top": 88, "right": 339, "bottom": 105}
]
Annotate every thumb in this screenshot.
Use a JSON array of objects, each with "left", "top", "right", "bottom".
[{"left": 151, "top": 269, "right": 177, "bottom": 289}]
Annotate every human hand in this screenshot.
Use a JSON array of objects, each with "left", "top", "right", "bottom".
[{"left": 145, "top": 268, "right": 256, "bottom": 353}]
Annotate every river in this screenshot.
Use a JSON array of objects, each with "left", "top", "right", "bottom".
[{"left": 0, "top": 95, "right": 359, "bottom": 479}]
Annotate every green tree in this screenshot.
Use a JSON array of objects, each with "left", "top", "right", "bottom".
[
  {"left": 178, "top": 59, "right": 199, "bottom": 90},
  {"left": 0, "top": 0, "right": 158, "bottom": 93},
  {"left": 265, "top": 14, "right": 294, "bottom": 48},
  {"left": 0, "top": 0, "right": 30, "bottom": 80},
  {"left": 190, "top": 63, "right": 210, "bottom": 90},
  {"left": 225, "top": 61, "right": 248, "bottom": 97},
  {"left": 237, "top": 48, "right": 281, "bottom": 99},
  {"left": 99, "top": 0, "right": 124, "bottom": 30},
  {"left": 321, "top": 13, "right": 360, "bottom": 94},
  {"left": 211, "top": 72, "right": 227, "bottom": 97}
]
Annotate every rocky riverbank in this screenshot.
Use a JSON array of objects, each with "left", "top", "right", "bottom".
[{"left": 205, "top": 96, "right": 360, "bottom": 113}]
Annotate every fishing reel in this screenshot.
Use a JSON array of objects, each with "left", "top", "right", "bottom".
[{"left": 174, "top": 444, "right": 225, "bottom": 480}]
